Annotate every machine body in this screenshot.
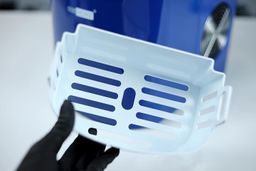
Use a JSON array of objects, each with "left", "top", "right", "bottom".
[{"left": 52, "top": 0, "right": 236, "bottom": 72}]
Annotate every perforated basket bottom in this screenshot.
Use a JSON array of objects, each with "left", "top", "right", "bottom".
[{"left": 49, "top": 24, "right": 232, "bottom": 154}]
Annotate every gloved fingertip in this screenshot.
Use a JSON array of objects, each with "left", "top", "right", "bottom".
[
  {"left": 54, "top": 100, "right": 75, "bottom": 133},
  {"left": 85, "top": 147, "right": 120, "bottom": 171},
  {"left": 60, "top": 100, "right": 74, "bottom": 117},
  {"left": 41, "top": 100, "right": 75, "bottom": 153},
  {"left": 104, "top": 147, "right": 120, "bottom": 157}
]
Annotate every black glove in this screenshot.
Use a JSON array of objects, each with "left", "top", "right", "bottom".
[{"left": 17, "top": 100, "right": 119, "bottom": 171}]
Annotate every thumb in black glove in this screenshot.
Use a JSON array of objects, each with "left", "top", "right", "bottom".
[{"left": 17, "top": 100, "right": 119, "bottom": 171}]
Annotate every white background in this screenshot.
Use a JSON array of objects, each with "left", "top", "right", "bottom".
[{"left": 0, "top": 12, "right": 255, "bottom": 171}]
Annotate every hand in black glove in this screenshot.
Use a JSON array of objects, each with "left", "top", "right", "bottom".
[{"left": 17, "top": 100, "right": 119, "bottom": 171}]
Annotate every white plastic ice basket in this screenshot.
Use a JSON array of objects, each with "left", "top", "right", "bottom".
[{"left": 49, "top": 24, "right": 232, "bottom": 154}]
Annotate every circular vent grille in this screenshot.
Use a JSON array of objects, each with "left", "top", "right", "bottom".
[{"left": 201, "top": 3, "right": 231, "bottom": 59}]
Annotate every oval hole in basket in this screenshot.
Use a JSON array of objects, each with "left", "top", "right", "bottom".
[
  {"left": 78, "top": 58, "right": 124, "bottom": 74},
  {"left": 144, "top": 75, "right": 189, "bottom": 91},
  {"left": 88, "top": 128, "right": 97, "bottom": 135},
  {"left": 136, "top": 112, "right": 181, "bottom": 128},
  {"left": 142, "top": 87, "right": 186, "bottom": 103},
  {"left": 75, "top": 70, "right": 121, "bottom": 87},
  {"left": 139, "top": 100, "right": 184, "bottom": 115},
  {"left": 77, "top": 110, "right": 117, "bottom": 126},
  {"left": 69, "top": 95, "right": 115, "bottom": 112},
  {"left": 72, "top": 83, "right": 118, "bottom": 99},
  {"left": 122, "top": 88, "right": 136, "bottom": 110}
]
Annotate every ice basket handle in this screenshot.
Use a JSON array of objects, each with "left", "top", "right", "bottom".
[{"left": 216, "top": 86, "right": 232, "bottom": 126}]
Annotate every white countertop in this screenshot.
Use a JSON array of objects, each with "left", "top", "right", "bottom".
[{"left": 0, "top": 11, "right": 255, "bottom": 171}]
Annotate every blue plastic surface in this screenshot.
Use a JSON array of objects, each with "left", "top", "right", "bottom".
[{"left": 51, "top": 0, "right": 236, "bottom": 72}]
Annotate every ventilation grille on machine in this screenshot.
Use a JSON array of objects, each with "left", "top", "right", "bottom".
[{"left": 201, "top": 3, "right": 231, "bottom": 59}]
